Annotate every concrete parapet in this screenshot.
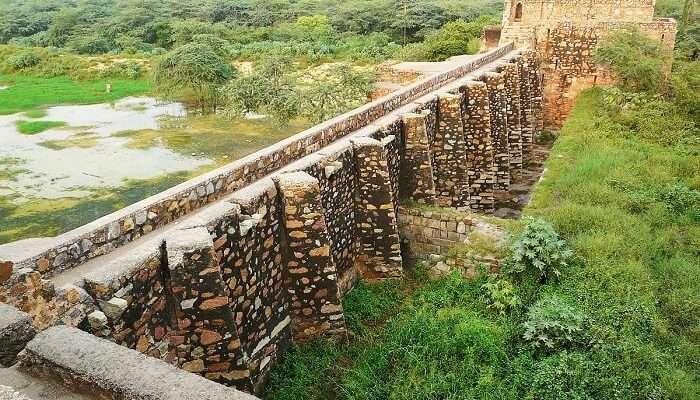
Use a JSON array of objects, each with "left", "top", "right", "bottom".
[
  {"left": 18, "top": 326, "right": 259, "bottom": 400},
  {"left": 351, "top": 137, "right": 403, "bottom": 280},
  {"left": 274, "top": 172, "right": 347, "bottom": 342}
]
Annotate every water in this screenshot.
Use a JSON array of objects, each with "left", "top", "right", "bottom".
[
  {"left": 0, "top": 97, "right": 211, "bottom": 200},
  {"left": 0, "top": 97, "right": 310, "bottom": 243}
]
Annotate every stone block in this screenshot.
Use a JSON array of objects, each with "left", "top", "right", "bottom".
[
  {"left": 18, "top": 326, "right": 258, "bottom": 400},
  {"left": 0, "top": 303, "right": 36, "bottom": 367}
]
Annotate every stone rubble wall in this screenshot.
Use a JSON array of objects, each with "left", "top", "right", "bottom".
[
  {"left": 396, "top": 206, "right": 503, "bottom": 279},
  {"left": 0, "top": 43, "right": 516, "bottom": 286},
  {"left": 397, "top": 207, "right": 473, "bottom": 257},
  {"left": 0, "top": 42, "right": 550, "bottom": 397}
]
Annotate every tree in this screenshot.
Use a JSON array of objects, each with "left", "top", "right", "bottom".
[
  {"left": 224, "top": 54, "right": 299, "bottom": 126},
  {"left": 299, "top": 64, "right": 374, "bottom": 123},
  {"left": 153, "top": 43, "right": 234, "bottom": 113}
]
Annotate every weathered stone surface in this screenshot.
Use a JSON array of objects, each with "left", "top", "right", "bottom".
[
  {"left": 400, "top": 112, "right": 437, "bottom": 203},
  {"left": 433, "top": 93, "right": 469, "bottom": 207},
  {"left": 0, "top": 304, "right": 36, "bottom": 367},
  {"left": 19, "top": 326, "right": 259, "bottom": 400},
  {"left": 274, "top": 171, "right": 347, "bottom": 343},
  {"left": 352, "top": 137, "right": 403, "bottom": 279},
  {"left": 462, "top": 81, "right": 496, "bottom": 213}
]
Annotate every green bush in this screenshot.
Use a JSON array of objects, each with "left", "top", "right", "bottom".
[
  {"left": 401, "top": 17, "right": 497, "bottom": 61},
  {"left": 594, "top": 29, "right": 664, "bottom": 93},
  {"left": 6, "top": 51, "right": 40, "bottom": 70},
  {"left": 658, "top": 182, "right": 700, "bottom": 213},
  {"left": 522, "top": 295, "right": 587, "bottom": 352},
  {"left": 69, "top": 35, "right": 111, "bottom": 55},
  {"left": 481, "top": 277, "right": 521, "bottom": 315},
  {"left": 503, "top": 217, "right": 573, "bottom": 282}
]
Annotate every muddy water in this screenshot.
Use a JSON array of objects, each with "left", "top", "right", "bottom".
[{"left": 0, "top": 97, "right": 309, "bottom": 244}]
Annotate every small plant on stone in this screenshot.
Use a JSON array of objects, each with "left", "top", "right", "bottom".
[
  {"left": 522, "top": 294, "right": 587, "bottom": 352},
  {"left": 481, "top": 277, "right": 521, "bottom": 316},
  {"left": 503, "top": 217, "right": 573, "bottom": 283}
]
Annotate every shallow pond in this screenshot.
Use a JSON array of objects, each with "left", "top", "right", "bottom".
[{"left": 0, "top": 97, "right": 310, "bottom": 244}]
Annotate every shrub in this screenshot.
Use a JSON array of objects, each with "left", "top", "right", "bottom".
[
  {"left": 481, "top": 278, "right": 521, "bottom": 315},
  {"left": 594, "top": 29, "right": 665, "bottom": 93},
  {"left": 658, "top": 182, "right": 700, "bottom": 213},
  {"left": 99, "top": 61, "right": 145, "bottom": 80},
  {"left": 414, "top": 17, "right": 497, "bottom": 61},
  {"left": 6, "top": 51, "right": 41, "bottom": 71},
  {"left": 522, "top": 295, "right": 587, "bottom": 351},
  {"left": 503, "top": 217, "right": 573, "bottom": 282}
]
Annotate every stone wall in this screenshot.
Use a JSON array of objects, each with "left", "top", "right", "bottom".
[
  {"left": 0, "top": 43, "right": 549, "bottom": 397},
  {"left": 18, "top": 326, "right": 258, "bottom": 400},
  {"left": 397, "top": 207, "right": 473, "bottom": 256},
  {"left": 0, "top": 43, "right": 516, "bottom": 287},
  {"left": 396, "top": 206, "right": 503, "bottom": 278}
]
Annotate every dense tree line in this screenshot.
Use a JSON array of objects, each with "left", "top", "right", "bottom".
[{"left": 0, "top": 0, "right": 502, "bottom": 55}]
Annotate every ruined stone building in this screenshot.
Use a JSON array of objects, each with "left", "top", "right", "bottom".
[{"left": 484, "top": 0, "right": 677, "bottom": 126}]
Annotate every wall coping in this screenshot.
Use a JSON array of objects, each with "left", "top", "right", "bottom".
[{"left": 19, "top": 326, "right": 259, "bottom": 400}]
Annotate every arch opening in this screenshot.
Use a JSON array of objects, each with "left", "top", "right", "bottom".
[{"left": 514, "top": 2, "right": 523, "bottom": 22}]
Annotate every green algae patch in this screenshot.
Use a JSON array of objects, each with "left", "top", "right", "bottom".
[
  {"left": 0, "top": 167, "right": 213, "bottom": 244},
  {"left": 0, "top": 157, "right": 29, "bottom": 181},
  {"left": 39, "top": 135, "right": 100, "bottom": 150},
  {"left": 16, "top": 120, "right": 66, "bottom": 134},
  {"left": 24, "top": 109, "right": 48, "bottom": 118},
  {"left": 114, "top": 114, "right": 312, "bottom": 166}
]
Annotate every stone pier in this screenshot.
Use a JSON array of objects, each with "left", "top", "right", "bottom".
[
  {"left": 400, "top": 113, "right": 437, "bottom": 204},
  {"left": 274, "top": 172, "right": 346, "bottom": 342},
  {"left": 482, "top": 72, "right": 510, "bottom": 193},
  {"left": 434, "top": 93, "right": 469, "bottom": 208},
  {"left": 352, "top": 137, "right": 403, "bottom": 280},
  {"left": 462, "top": 81, "right": 496, "bottom": 213}
]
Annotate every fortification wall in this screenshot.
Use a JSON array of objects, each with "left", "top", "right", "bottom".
[
  {"left": 497, "top": 0, "right": 677, "bottom": 127},
  {"left": 502, "top": 0, "right": 656, "bottom": 26},
  {"left": 0, "top": 43, "right": 547, "bottom": 398}
]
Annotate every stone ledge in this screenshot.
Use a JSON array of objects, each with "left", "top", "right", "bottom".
[
  {"left": 18, "top": 326, "right": 259, "bottom": 400},
  {"left": 0, "top": 304, "right": 36, "bottom": 367}
]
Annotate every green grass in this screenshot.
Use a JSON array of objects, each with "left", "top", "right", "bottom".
[
  {"left": 16, "top": 120, "right": 66, "bottom": 134},
  {"left": 0, "top": 74, "right": 150, "bottom": 115},
  {"left": 266, "top": 89, "right": 700, "bottom": 399}
]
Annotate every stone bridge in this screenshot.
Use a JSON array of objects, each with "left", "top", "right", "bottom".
[{"left": 0, "top": 42, "right": 544, "bottom": 399}]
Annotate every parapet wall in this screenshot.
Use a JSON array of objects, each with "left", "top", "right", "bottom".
[
  {"left": 0, "top": 43, "right": 515, "bottom": 284},
  {"left": 0, "top": 43, "right": 545, "bottom": 397}
]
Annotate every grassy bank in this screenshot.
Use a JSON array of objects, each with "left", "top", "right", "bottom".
[
  {"left": 266, "top": 89, "right": 700, "bottom": 399},
  {"left": 0, "top": 74, "right": 149, "bottom": 115}
]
